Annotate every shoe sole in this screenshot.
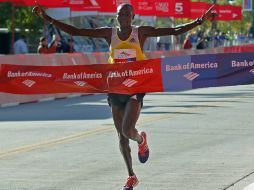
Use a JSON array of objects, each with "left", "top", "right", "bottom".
[
  {"left": 122, "top": 180, "right": 139, "bottom": 190},
  {"left": 138, "top": 149, "right": 149, "bottom": 163},
  {"left": 138, "top": 131, "right": 149, "bottom": 163}
]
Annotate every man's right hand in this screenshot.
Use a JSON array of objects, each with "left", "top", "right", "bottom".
[{"left": 32, "top": 6, "right": 45, "bottom": 17}]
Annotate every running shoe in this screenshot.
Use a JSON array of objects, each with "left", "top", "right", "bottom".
[
  {"left": 138, "top": 131, "right": 149, "bottom": 163},
  {"left": 122, "top": 175, "right": 139, "bottom": 190}
]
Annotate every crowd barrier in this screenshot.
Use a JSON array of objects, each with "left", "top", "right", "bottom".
[{"left": 0, "top": 44, "right": 254, "bottom": 107}]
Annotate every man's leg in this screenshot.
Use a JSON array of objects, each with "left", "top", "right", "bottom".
[
  {"left": 111, "top": 105, "right": 135, "bottom": 176},
  {"left": 122, "top": 99, "right": 143, "bottom": 143},
  {"left": 122, "top": 98, "right": 150, "bottom": 164}
]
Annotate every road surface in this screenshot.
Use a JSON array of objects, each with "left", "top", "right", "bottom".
[{"left": 0, "top": 84, "right": 254, "bottom": 190}]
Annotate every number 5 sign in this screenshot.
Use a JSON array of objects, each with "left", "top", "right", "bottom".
[
  {"left": 174, "top": 0, "right": 191, "bottom": 18},
  {"left": 175, "top": 2, "right": 183, "bottom": 13}
]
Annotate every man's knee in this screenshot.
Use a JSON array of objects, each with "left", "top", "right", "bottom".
[
  {"left": 119, "top": 135, "right": 129, "bottom": 146},
  {"left": 122, "top": 127, "right": 134, "bottom": 139}
]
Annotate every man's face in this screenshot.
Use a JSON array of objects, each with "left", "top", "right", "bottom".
[{"left": 117, "top": 6, "right": 134, "bottom": 28}]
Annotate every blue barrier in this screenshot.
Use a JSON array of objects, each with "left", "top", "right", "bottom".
[{"left": 161, "top": 52, "right": 254, "bottom": 91}]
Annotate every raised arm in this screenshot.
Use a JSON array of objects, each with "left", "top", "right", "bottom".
[
  {"left": 139, "top": 4, "right": 217, "bottom": 38},
  {"left": 32, "top": 6, "right": 112, "bottom": 42}
]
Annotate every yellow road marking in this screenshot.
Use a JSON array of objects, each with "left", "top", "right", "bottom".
[
  {"left": 0, "top": 126, "right": 113, "bottom": 159},
  {"left": 0, "top": 95, "right": 248, "bottom": 159}
]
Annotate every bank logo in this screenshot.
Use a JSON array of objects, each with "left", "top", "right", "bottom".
[
  {"left": 74, "top": 81, "right": 87, "bottom": 87},
  {"left": 122, "top": 79, "right": 138, "bottom": 87},
  {"left": 22, "top": 79, "right": 36, "bottom": 88},
  {"left": 184, "top": 72, "right": 200, "bottom": 81},
  {"left": 250, "top": 68, "right": 254, "bottom": 74}
]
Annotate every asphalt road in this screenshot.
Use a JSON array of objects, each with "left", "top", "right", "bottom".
[{"left": 0, "top": 84, "right": 254, "bottom": 190}]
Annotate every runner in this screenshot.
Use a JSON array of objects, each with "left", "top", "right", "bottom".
[{"left": 33, "top": 4, "right": 216, "bottom": 190}]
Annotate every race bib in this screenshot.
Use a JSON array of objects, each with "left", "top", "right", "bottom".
[{"left": 114, "top": 49, "right": 136, "bottom": 63}]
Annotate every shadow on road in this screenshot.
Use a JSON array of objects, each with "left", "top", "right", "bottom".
[
  {"left": 1, "top": 89, "right": 253, "bottom": 122},
  {"left": 0, "top": 94, "right": 112, "bottom": 121}
]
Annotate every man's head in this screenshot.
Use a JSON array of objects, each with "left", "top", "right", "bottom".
[{"left": 116, "top": 4, "right": 135, "bottom": 28}]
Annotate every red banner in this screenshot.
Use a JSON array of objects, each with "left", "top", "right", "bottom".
[
  {"left": 154, "top": 0, "right": 174, "bottom": 17},
  {"left": 24, "top": 0, "right": 68, "bottom": 7},
  {"left": 133, "top": 0, "right": 154, "bottom": 16},
  {"left": 70, "top": 0, "right": 117, "bottom": 13},
  {"left": 0, "top": 59, "right": 163, "bottom": 94},
  {"left": 0, "top": 0, "right": 23, "bottom": 2},
  {"left": 2, "top": 0, "right": 242, "bottom": 20},
  {"left": 174, "top": 0, "right": 191, "bottom": 18},
  {"left": 190, "top": 2, "right": 209, "bottom": 19},
  {"left": 128, "top": 0, "right": 190, "bottom": 17},
  {"left": 213, "top": 4, "right": 242, "bottom": 21},
  {"left": 0, "top": 0, "right": 26, "bottom": 5},
  {"left": 190, "top": 3, "right": 242, "bottom": 21}
]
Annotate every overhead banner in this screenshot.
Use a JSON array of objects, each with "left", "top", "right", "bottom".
[
  {"left": 0, "top": 53, "right": 254, "bottom": 94},
  {"left": 69, "top": 0, "right": 191, "bottom": 17},
  {"left": 191, "top": 3, "right": 242, "bottom": 21},
  {"left": 3, "top": 0, "right": 241, "bottom": 21},
  {"left": 24, "top": 0, "right": 69, "bottom": 7},
  {"left": 134, "top": 0, "right": 156, "bottom": 16},
  {"left": 190, "top": 2, "right": 209, "bottom": 19},
  {"left": 154, "top": 0, "right": 174, "bottom": 17},
  {"left": 213, "top": 4, "right": 242, "bottom": 21},
  {"left": 174, "top": 0, "right": 191, "bottom": 18},
  {"left": 70, "top": 0, "right": 117, "bottom": 13}
]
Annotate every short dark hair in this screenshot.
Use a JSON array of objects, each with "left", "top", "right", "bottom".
[{"left": 117, "top": 3, "right": 134, "bottom": 14}]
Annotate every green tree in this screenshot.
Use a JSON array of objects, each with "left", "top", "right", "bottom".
[
  {"left": 0, "top": 3, "right": 12, "bottom": 29},
  {"left": 0, "top": 2, "right": 44, "bottom": 52},
  {"left": 0, "top": 3, "right": 43, "bottom": 33}
]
